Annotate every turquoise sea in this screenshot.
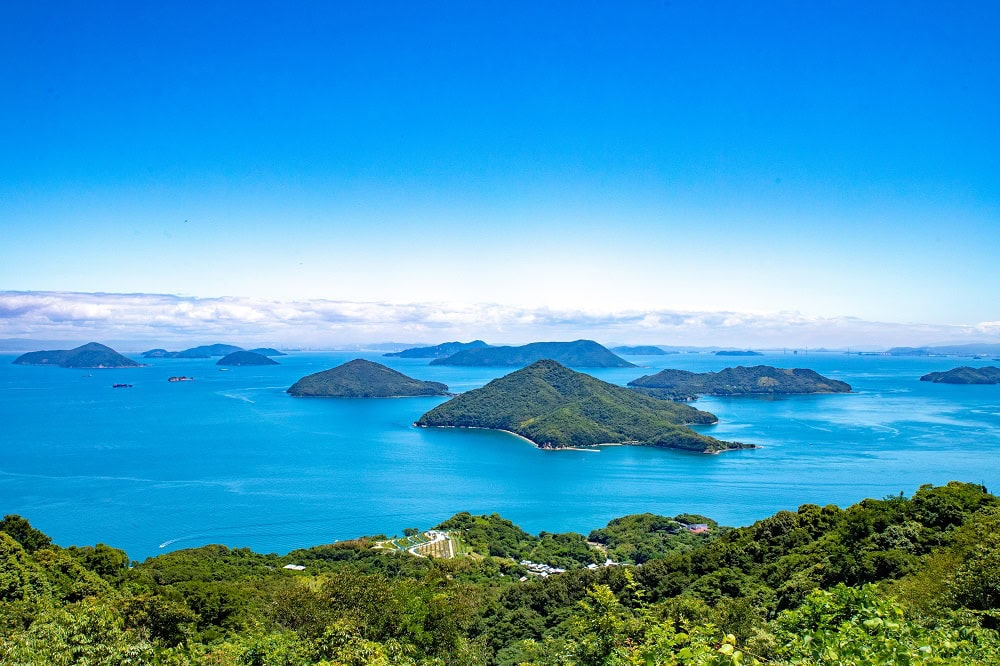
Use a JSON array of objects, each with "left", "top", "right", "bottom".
[{"left": 2, "top": 351, "right": 999, "bottom": 560}]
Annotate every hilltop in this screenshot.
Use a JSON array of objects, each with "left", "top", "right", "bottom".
[
  {"left": 920, "top": 366, "right": 1000, "bottom": 384},
  {"left": 384, "top": 340, "right": 489, "bottom": 358},
  {"left": 12, "top": 342, "right": 141, "bottom": 369},
  {"left": 611, "top": 345, "right": 673, "bottom": 355},
  {"left": 217, "top": 351, "right": 278, "bottom": 366},
  {"left": 629, "top": 365, "right": 852, "bottom": 400},
  {"left": 430, "top": 340, "right": 635, "bottom": 368},
  {"left": 288, "top": 359, "right": 449, "bottom": 397},
  {"left": 416, "top": 360, "right": 745, "bottom": 453}
]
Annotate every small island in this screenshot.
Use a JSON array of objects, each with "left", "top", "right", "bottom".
[
  {"left": 287, "top": 359, "right": 450, "bottom": 397},
  {"left": 13, "top": 342, "right": 141, "bottom": 369},
  {"left": 430, "top": 340, "right": 635, "bottom": 368},
  {"left": 217, "top": 351, "right": 279, "bottom": 366},
  {"left": 629, "top": 365, "right": 852, "bottom": 400},
  {"left": 416, "top": 360, "right": 750, "bottom": 453},
  {"left": 384, "top": 340, "right": 489, "bottom": 358},
  {"left": 920, "top": 366, "right": 1000, "bottom": 385},
  {"left": 611, "top": 345, "right": 673, "bottom": 356},
  {"left": 248, "top": 347, "right": 287, "bottom": 356},
  {"left": 715, "top": 350, "right": 763, "bottom": 356}
]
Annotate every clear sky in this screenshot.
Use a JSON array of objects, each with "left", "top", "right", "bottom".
[{"left": 1, "top": 2, "right": 998, "bottom": 346}]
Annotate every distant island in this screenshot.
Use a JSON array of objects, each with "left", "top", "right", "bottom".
[
  {"left": 715, "top": 350, "right": 763, "bottom": 356},
  {"left": 920, "top": 366, "right": 1000, "bottom": 385},
  {"left": 429, "top": 340, "right": 635, "bottom": 368},
  {"left": 611, "top": 345, "right": 674, "bottom": 356},
  {"left": 416, "top": 360, "right": 749, "bottom": 453},
  {"left": 12, "top": 342, "right": 141, "bottom": 369},
  {"left": 889, "top": 343, "right": 1000, "bottom": 357},
  {"left": 287, "top": 359, "right": 449, "bottom": 397},
  {"left": 248, "top": 347, "right": 287, "bottom": 356},
  {"left": 384, "top": 340, "right": 489, "bottom": 358},
  {"left": 217, "top": 351, "right": 278, "bottom": 366},
  {"left": 142, "top": 344, "right": 244, "bottom": 359},
  {"left": 629, "top": 365, "right": 852, "bottom": 401}
]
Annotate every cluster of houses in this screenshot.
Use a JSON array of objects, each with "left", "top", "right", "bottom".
[
  {"left": 681, "top": 522, "right": 710, "bottom": 534},
  {"left": 518, "top": 556, "right": 620, "bottom": 581}
]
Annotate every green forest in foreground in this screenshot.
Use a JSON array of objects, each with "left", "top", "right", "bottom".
[{"left": 3, "top": 482, "right": 1000, "bottom": 664}]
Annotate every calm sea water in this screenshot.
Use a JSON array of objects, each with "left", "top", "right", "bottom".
[{"left": 2, "top": 351, "right": 998, "bottom": 560}]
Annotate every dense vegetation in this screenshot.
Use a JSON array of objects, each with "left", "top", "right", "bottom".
[
  {"left": 610, "top": 346, "right": 671, "bottom": 356},
  {"left": 2, "top": 482, "right": 999, "bottom": 664},
  {"left": 386, "top": 341, "right": 490, "bottom": 358},
  {"left": 416, "top": 360, "right": 745, "bottom": 453},
  {"left": 217, "top": 351, "right": 279, "bottom": 366},
  {"left": 142, "top": 344, "right": 245, "bottom": 359},
  {"left": 12, "top": 342, "right": 141, "bottom": 368},
  {"left": 430, "top": 341, "right": 635, "bottom": 368},
  {"left": 629, "top": 365, "right": 852, "bottom": 401},
  {"left": 287, "top": 359, "right": 449, "bottom": 397},
  {"left": 920, "top": 366, "right": 1000, "bottom": 384}
]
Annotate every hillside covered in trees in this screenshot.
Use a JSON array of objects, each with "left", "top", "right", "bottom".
[
  {"left": 629, "top": 365, "right": 852, "bottom": 401},
  {"left": 429, "top": 340, "right": 635, "bottom": 368},
  {"left": 416, "top": 360, "right": 741, "bottom": 453},
  {"left": 2, "top": 482, "right": 999, "bottom": 664}
]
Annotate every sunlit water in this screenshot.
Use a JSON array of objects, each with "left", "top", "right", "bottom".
[{"left": 2, "top": 351, "right": 998, "bottom": 559}]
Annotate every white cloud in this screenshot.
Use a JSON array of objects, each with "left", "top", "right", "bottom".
[{"left": 0, "top": 290, "right": 997, "bottom": 350}]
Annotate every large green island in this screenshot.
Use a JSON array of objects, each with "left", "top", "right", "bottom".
[
  {"left": 429, "top": 340, "right": 635, "bottom": 368},
  {"left": 288, "top": 359, "right": 450, "bottom": 397},
  {"left": 629, "top": 365, "right": 852, "bottom": 400},
  {"left": 416, "top": 359, "right": 748, "bottom": 453},
  {"left": 12, "top": 342, "right": 141, "bottom": 368},
  {"left": 920, "top": 366, "right": 1000, "bottom": 384},
  {"left": 217, "top": 351, "right": 278, "bottom": 366}
]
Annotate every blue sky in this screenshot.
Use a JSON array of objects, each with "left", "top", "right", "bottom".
[{"left": 1, "top": 2, "right": 998, "bottom": 346}]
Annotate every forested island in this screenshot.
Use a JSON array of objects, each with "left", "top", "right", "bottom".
[
  {"left": 384, "top": 340, "right": 489, "bottom": 358},
  {"left": 610, "top": 345, "right": 672, "bottom": 355},
  {"left": 12, "top": 342, "right": 141, "bottom": 368},
  {"left": 3, "top": 481, "right": 1000, "bottom": 664},
  {"left": 416, "top": 360, "right": 746, "bottom": 453},
  {"left": 629, "top": 365, "right": 852, "bottom": 400},
  {"left": 920, "top": 366, "right": 1000, "bottom": 384},
  {"left": 142, "top": 344, "right": 244, "bottom": 359},
  {"left": 715, "top": 350, "right": 764, "bottom": 356},
  {"left": 217, "top": 351, "right": 278, "bottom": 366},
  {"left": 248, "top": 347, "right": 287, "bottom": 356},
  {"left": 287, "top": 359, "right": 449, "bottom": 397},
  {"left": 430, "top": 340, "right": 635, "bottom": 368}
]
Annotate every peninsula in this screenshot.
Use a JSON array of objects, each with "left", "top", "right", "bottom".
[
  {"left": 217, "top": 351, "right": 278, "bottom": 366},
  {"left": 430, "top": 340, "right": 635, "bottom": 368},
  {"left": 12, "top": 342, "right": 141, "bottom": 369},
  {"left": 416, "top": 360, "right": 748, "bottom": 453},
  {"left": 248, "top": 347, "right": 287, "bottom": 356},
  {"left": 920, "top": 366, "right": 1000, "bottom": 384},
  {"left": 287, "top": 359, "right": 450, "bottom": 397},
  {"left": 629, "top": 365, "right": 852, "bottom": 400},
  {"left": 611, "top": 345, "right": 673, "bottom": 355},
  {"left": 384, "top": 340, "right": 488, "bottom": 358}
]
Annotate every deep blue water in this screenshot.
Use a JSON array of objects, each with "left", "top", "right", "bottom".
[{"left": 2, "top": 351, "right": 999, "bottom": 560}]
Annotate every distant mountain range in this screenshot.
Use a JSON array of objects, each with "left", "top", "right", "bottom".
[
  {"left": 416, "top": 360, "right": 748, "bottom": 453},
  {"left": 888, "top": 344, "right": 1000, "bottom": 357},
  {"left": 12, "top": 342, "right": 141, "bottom": 369},
  {"left": 288, "top": 359, "right": 449, "bottom": 397},
  {"left": 629, "top": 365, "right": 852, "bottom": 401},
  {"left": 384, "top": 340, "right": 488, "bottom": 358},
  {"left": 143, "top": 344, "right": 244, "bottom": 359},
  {"left": 430, "top": 340, "right": 635, "bottom": 368}
]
